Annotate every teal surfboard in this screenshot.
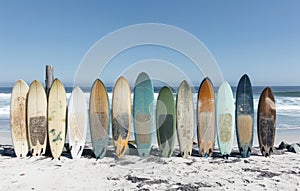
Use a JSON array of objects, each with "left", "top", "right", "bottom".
[
  {"left": 133, "top": 72, "right": 154, "bottom": 157},
  {"left": 156, "top": 86, "right": 176, "bottom": 158},
  {"left": 216, "top": 81, "right": 235, "bottom": 158}
]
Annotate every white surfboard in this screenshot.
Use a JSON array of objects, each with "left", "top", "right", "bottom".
[
  {"left": 216, "top": 81, "right": 235, "bottom": 157},
  {"left": 10, "top": 80, "right": 29, "bottom": 157},
  {"left": 176, "top": 80, "right": 194, "bottom": 158},
  {"left": 68, "top": 86, "right": 88, "bottom": 159}
]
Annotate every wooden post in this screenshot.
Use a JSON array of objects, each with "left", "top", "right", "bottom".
[
  {"left": 45, "top": 65, "right": 54, "bottom": 94},
  {"left": 45, "top": 65, "right": 54, "bottom": 157}
]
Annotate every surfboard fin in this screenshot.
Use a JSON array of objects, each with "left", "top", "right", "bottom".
[
  {"left": 247, "top": 147, "right": 251, "bottom": 156},
  {"left": 204, "top": 153, "right": 209, "bottom": 158},
  {"left": 265, "top": 152, "right": 269, "bottom": 157},
  {"left": 223, "top": 154, "right": 229, "bottom": 159},
  {"left": 261, "top": 146, "right": 265, "bottom": 156},
  {"left": 209, "top": 148, "right": 213, "bottom": 157},
  {"left": 77, "top": 146, "right": 82, "bottom": 156}
]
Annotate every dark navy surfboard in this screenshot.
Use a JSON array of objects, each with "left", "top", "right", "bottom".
[{"left": 235, "top": 74, "right": 254, "bottom": 158}]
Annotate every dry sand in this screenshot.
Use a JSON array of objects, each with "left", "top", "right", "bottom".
[{"left": 0, "top": 130, "right": 299, "bottom": 191}]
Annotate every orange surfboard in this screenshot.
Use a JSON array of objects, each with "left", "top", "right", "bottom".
[
  {"left": 197, "top": 78, "right": 215, "bottom": 157},
  {"left": 89, "top": 79, "right": 110, "bottom": 159}
]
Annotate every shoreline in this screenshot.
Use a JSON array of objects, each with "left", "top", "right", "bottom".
[{"left": 1, "top": 128, "right": 300, "bottom": 147}]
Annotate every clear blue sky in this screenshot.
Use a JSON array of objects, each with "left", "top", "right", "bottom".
[{"left": 0, "top": 1, "right": 300, "bottom": 87}]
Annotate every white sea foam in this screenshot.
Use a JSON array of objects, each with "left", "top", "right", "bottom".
[{"left": 0, "top": 105, "right": 10, "bottom": 119}]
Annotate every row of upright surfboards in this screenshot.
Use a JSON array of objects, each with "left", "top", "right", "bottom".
[{"left": 10, "top": 73, "right": 276, "bottom": 159}]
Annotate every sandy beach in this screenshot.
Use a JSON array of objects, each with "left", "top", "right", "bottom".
[{"left": 0, "top": 129, "right": 299, "bottom": 191}]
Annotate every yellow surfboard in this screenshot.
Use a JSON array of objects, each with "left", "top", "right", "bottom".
[{"left": 48, "top": 79, "right": 67, "bottom": 159}]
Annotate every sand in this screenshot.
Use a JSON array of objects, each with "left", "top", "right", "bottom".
[{"left": 0, "top": 130, "right": 299, "bottom": 191}]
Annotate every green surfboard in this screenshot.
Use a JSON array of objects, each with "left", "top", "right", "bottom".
[{"left": 156, "top": 86, "right": 176, "bottom": 158}]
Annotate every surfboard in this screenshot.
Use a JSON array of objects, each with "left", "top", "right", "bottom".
[
  {"left": 89, "top": 79, "right": 110, "bottom": 159},
  {"left": 112, "top": 77, "right": 131, "bottom": 159},
  {"left": 10, "top": 80, "right": 29, "bottom": 157},
  {"left": 257, "top": 87, "right": 276, "bottom": 157},
  {"left": 133, "top": 72, "right": 154, "bottom": 157},
  {"left": 197, "top": 77, "right": 215, "bottom": 157},
  {"left": 27, "top": 80, "right": 47, "bottom": 156},
  {"left": 68, "top": 86, "right": 88, "bottom": 159},
  {"left": 48, "top": 79, "right": 67, "bottom": 159},
  {"left": 176, "top": 80, "right": 194, "bottom": 158},
  {"left": 236, "top": 74, "right": 254, "bottom": 158},
  {"left": 216, "top": 81, "right": 234, "bottom": 158},
  {"left": 156, "top": 86, "right": 176, "bottom": 158}
]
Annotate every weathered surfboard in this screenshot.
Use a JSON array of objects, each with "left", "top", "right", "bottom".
[
  {"left": 236, "top": 74, "right": 254, "bottom": 158},
  {"left": 216, "top": 81, "right": 234, "bottom": 157},
  {"left": 133, "top": 72, "right": 154, "bottom": 157},
  {"left": 89, "top": 79, "right": 110, "bottom": 159},
  {"left": 10, "top": 80, "right": 29, "bottom": 157},
  {"left": 27, "top": 80, "right": 47, "bottom": 156},
  {"left": 112, "top": 77, "right": 131, "bottom": 159},
  {"left": 176, "top": 80, "right": 194, "bottom": 158},
  {"left": 156, "top": 86, "right": 176, "bottom": 158},
  {"left": 257, "top": 87, "right": 276, "bottom": 157},
  {"left": 48, "top": 79, "right": 67, "bottom": 159},
  {"left": 68, "top": 87, "right": 88, "bottom": 159},
  {"left": 197, "top": 78, "right": 215, "bottom": 157}
]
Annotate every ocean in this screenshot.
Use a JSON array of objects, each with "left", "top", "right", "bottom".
[{"left": 1, "top": 86, "right": 300, "bottom": 134}]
